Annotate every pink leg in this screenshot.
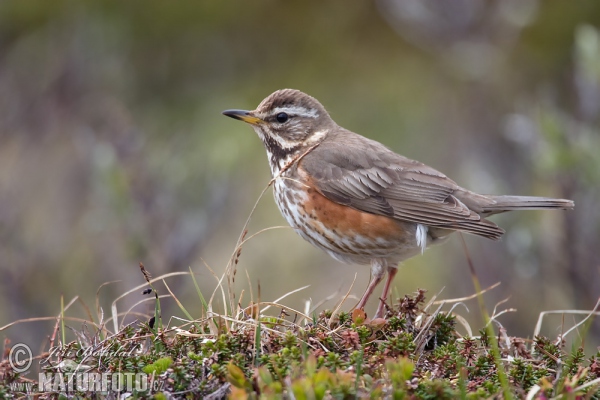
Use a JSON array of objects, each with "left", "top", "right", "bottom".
[
  {"left": 374, "top": 267, "right": 398, "bottom": 319},
  {"left": 355, "top": 259, "right": 386, "bottom": 312}
]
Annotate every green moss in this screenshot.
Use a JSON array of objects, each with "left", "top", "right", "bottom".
[
  {"left": 509, "top": 358, "right": 546, "bottom": 391},
  {"left": 566, "top": 347, "right": 586, "bottom": 375},
  {"left": 534, "top": 336, "right": 562, "bottom": 370},
  {"left": 415, "top": 379, "right": 458, "bottom": 400},
  {"left": 380, "top": 331, "right": 416, "bottom": 357}
]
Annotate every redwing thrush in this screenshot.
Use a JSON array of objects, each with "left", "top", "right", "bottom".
[{"left": 223, "top": 89, "right": 574, "bottom": 319}]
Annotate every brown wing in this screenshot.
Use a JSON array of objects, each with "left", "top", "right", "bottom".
[{"left": 301, "top": 130, "right": 504, "bottom": 240}]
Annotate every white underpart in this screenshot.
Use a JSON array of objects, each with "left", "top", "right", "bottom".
[
  {"left": 416, "top": 224, "right": 428, "bottom": 254},
  {"left": 272, "top": 106, "right": 319, "bottom": 118}
]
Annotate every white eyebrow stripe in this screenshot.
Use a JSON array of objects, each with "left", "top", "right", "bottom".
[{"left": 272, "top": 106, "right": 319, "bottom": 118}]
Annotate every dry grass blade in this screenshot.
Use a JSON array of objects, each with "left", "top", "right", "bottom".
[
  {"left": 458, "top": 233, "right": 513, "bottom": 400},
  {"left": 246, "top": 301, "right": 312, "bottom": 322},
  {"left": 432, "top": 282, "right": 501, "bottom": 305},
  {"left": 95, "top": 280, "right": 121, "bottom": 319},
  {"left": 224, "top": 142, "right": 321, "bottom": 318},
  {"left": 52, "top": 296, "right": 79, "bottom": 347},
  {"left": 161, "top": 278, "right": 201, "bottom": 331},
  {"left": 188, "top": 266, "right": 208, "bottom": 318},
  {"left": 421, "top": 286, "right": 446, "bottom": 312},
  {"left": 491, "top": 296, "right": 511, "bottom": 316},
  {"left": 119, "top": 295, "right": 171, "bottom": 326},
  {"left": 236, "top": 226, "right": 293, "bottom": 250},
  {"left": 202, "top": 257, "right": 226, "bottom": 310},
  {"left": 209, "top": 268, "right": 231, "bottom": 332},
  {"left": 413, "top": 302, "right": 445, "bottom": 352},
  {"left": 109, "top": 311, "right": 155, "bottom": 323},
  {"left": 525, "top": 384, "right": 541, "bottom": 400},
  {"left": 309, "top": 287, "right": 350, "bottom": 315},
  {"left": 485, "top": 297, "right": 517, "bottom": 326},
  {"left": 488, "top": 309, "right": 517, "bottom": 326},
  {"left": 327, "top": 273, "right": 357, "bottom": 327},
  {"left": 453, "top": 313, "right": 473, "bottom": 337},
  {"left": 245, "top": 269, "right": 254, "bottom": 308},
  {"left": 224, "top": 225, "right": 294, "bottom": 317},
  {"left": 224, "top": 180, "right": 274, "bottom": 316},
  {"left": 571, "top": 376, "right": 600, "bottom": 394},
  {"left": 110, "top": 271, "right": 191, "bottom": 333},
  {"left": 1, "top": 316, "right": 106, "bottom": 333},
  {"left": 558, "top": 298, "right": 600, "bottom": 342},
  {"left": 448, "top": 302, "right": 469, "bottom": 315},
  {"left": 94, "top": 281, "right": 119, "bottom": 336},
  {"left": 211, "top": 314, "right": 282, "bottom": 336},
  {"left": 260, "top": 285, "right": 310, "bottom": 314},
  {"left": 96, "top": 280, "right": 121, "bottom": 314},
  {"left": 533, "top": 297, "right": 600, "bottom": 340}
]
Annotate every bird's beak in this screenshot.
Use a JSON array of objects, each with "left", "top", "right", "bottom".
[{"left": 222, "top": 109, "right": 263, "bottom": 125}]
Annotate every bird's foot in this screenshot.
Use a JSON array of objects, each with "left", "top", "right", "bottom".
[{"left": 373, "top": 298, "right": 391, "bottom": 319}]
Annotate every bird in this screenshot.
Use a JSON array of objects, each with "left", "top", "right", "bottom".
[{"left": 222, "top": 89, "right": 574, "bottom": 319}]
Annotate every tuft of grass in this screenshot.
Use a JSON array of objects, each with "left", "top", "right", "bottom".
[{"left": 3, "top": 284, "right": 599, "bottom": 398}]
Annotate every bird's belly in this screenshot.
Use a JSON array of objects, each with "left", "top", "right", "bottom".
[{"left": 273, "top": 180, "right": 421, "bottom": 264}]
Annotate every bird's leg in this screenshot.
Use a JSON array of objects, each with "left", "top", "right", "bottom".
[
  {"left": 374, "top": 266, "right": 398, "bottom": 319},
  {"left": 355, "top": 259, "right": 386, "bottom": 313}
]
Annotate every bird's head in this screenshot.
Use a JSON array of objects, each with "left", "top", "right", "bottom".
[{"left": 223, "top": 89, "right": 334, "bottom": 169}]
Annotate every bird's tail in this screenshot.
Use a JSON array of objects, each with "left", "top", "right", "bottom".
[{"left": 481, "top": 195, "right": 574, "bottom": 215}]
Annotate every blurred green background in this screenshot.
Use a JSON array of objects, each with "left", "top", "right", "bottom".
[{"left": 1, "top": 1, "right": 599, "bottom": 351}]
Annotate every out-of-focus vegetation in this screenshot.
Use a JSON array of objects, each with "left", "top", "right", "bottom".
[{"left": 0, "top": 1, "right": 598, "bottom": 353}]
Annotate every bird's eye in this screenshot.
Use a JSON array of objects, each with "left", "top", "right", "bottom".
[{"left": 276, "top": 112, "right": 289, "bottom": 123}]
